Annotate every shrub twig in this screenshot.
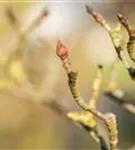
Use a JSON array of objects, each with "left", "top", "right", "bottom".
[
  {"left": 56, "top": 40, "right": 118, "bottom": 150},
  {"left": 86, "top": 5, "right": 135, "bottom": 81}
]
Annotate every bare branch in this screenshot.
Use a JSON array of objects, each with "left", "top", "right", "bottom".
[
  {"left": 86, "top": 5, "right": 135, "bottom": 82},
  {"left": 117, "top": 13, "right": 135, "bottom": 64},
  {"left": 56, "top": 40, "right": 118, "bottom": 150}
]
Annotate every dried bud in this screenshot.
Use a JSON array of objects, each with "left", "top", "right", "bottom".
[{"left": 56, "top": 40, "right": 69, "bottom": 59}]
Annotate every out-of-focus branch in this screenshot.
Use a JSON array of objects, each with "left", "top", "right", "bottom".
[
  {"left": 5, "top": 6, "right": 48, "bottom": 64},
  {"left": 56, "top": 40, "right": 118, "bottom": 150},
  {"left": 4, "top": 6, "right": 49, "bottom": 86},
  {"left": 42, "top": 100, "right": 67, "bottom": 117},
  {"left": 5, "top": 5, "right": 48, "bottom": 58},
  {"left": 104, "top": 60, "right": 135, "bottom": 115},
  {"left": 5, "top": 6, "right": 48, "bottom": 38},
  {"left": 23, "top": 9, "right": 48, "bottom": 38},
  {"left": 104, "top": 91, "right": 135, "bottom": 115}
]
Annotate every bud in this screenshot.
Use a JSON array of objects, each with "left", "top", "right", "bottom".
[
  {"left": 117, "top": 13, "right": 131, "bottom": 31},
  {"left": 117, "top": 14, "right": 127, "bottom": 25},
  {"left": 56, "top": 40, "right": 69, "bottom": 59},
  {"left": 86, "top": 5, "right": 104, "bottom": 26},
  {"left": 86, "top": 5, "right": 93, "bottom": 15}
]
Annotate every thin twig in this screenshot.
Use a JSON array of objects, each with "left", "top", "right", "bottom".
[
  {"left": 106, "top": 60, "right": 119, "bottom": 93},
  {"left": 88, "top": 65, "right": 103, "bottom": 109}
]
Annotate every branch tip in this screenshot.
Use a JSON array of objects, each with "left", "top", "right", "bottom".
[
  {"left": 86, "top": 5, "right": 93, "bottom": 14},
  {"left": 117, "top": 13, "right": 130, "bottom": 31}
]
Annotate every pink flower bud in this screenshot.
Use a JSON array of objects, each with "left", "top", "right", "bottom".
[{"left": 56, "top": 40, "right": 69, "bottom": 59}]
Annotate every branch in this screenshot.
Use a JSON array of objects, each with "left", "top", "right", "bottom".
[
  {"left": 5, "top": 5, "right": 48, "bottom": 38},
  {"left": 117, "top": 13, "right": 135, "bottom": 64},
  {"left": 5, "top": 5, "right": 21, "bottom": 35},
  {"left": 56, "top": 40, "right": 118, "bottom": 150},
  {"left": 86, "top": 5, "right": 135, "bottom": 81},
  {"left": 4, "top": 6, "right": 49, "bottom": 86},
  {"left": 5, "top": 5, "right": 48, "bottom": 58},
  {"left": 67, "top": 65, "right": 108, "bottom": 150}
]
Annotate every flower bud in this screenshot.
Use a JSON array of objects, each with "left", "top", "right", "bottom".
[{"left": 56, "top": 40, "right": 69, "bottom": 59}]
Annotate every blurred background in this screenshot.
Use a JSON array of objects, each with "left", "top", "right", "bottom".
[{"left": 0, "top": 0, "right": 135, "bottom": 149}]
